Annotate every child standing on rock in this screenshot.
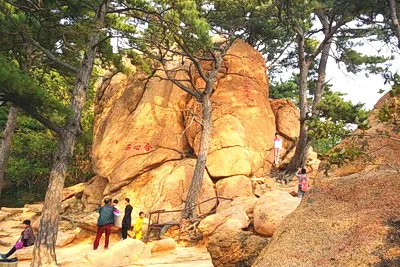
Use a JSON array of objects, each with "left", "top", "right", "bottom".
[
  {"left": 273, "top": 132, "right": 283, "bottom": 165},
  {"left": 295, "top": 168, "right": 310, "bottom": 198}
]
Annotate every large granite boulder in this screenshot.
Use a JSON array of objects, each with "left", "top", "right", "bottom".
[
  {"left": 87, "top": 40, "right": 305, "bottom": 216},
  {"left": 254, "top": 190, "right": 301, "bottom": 237},
  {"left": 184, "top": 40, "right": 276, "bottom": 178},
  {"left": 207, "top": 230, "right": 269, "bottom": 267},
  {"left": 86, "top": 239, "right": 150, "bottom": 267},
  {"left": 92, "top": 68, "right": 190, "bottom": 192}
]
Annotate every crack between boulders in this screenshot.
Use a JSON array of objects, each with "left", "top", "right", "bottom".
[{"left": 108, "top": 157, "right": 184, "bottom": 194}]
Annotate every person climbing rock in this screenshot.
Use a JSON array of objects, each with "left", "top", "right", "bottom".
[
  {"left": 121, "top": 198, "right": 133, "bottom": 240},
  {"left": 134, "top": 212, "right": 145, "bottom": 240},
  {"left": 0, "top": 220, "right": 35, "bottom": 259},
  {"left": 295, "top": 168, "right": 309, "bottom": 198},
  {"left": 274, "top": 132, "right": 283, "bottom": 164},
  {"left": 93, "top": 198, "right": 115, "bottom": 250}
]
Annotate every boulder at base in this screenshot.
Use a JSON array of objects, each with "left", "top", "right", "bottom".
[
  {"left": 253, "top": 190, "right": 301, "bottom": 237},
  {"left": 206, "top": 230, "right": 269, "bottom": 267},
  {"left": 199, "top": 206, "right": 250, "bottom": 237},
  {"left": 86, "top": 239, "right": 150, "bottom": 267},
  {"left": 151, "top": 238, "right": 176, "bottom": 253}
]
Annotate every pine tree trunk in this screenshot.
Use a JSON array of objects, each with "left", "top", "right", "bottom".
[
  {"left": 312, "top": 13, "right": 332, "bottom": 115},
  {"left": 389, "top": 0, "right": 400, "bottom": 49},
  {"left": 287, "top": 34, "right": 310, "bottom": 172},
  {"left": 30, "top": 2, "right": 108, "bottom": 266},
  {"left": 0, "top": 105, "right": 18, "bottom": 203},
  {"left": 183, "top": 94, "right": 212, "bottom": 219}
]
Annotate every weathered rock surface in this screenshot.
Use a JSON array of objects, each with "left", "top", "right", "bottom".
[
  {"left": 199, "top": 203, "right": 251, "bottom": 237},
  {"left": 253, "top": 190, "right": 301, "bottom": 237},
  {"left": 112, "top": 159, "right": 216, "bottom": 224},
  {"left": 62, "top": 183, "right": 85, "bottom": 201},
  {"left": 253, "top": 169, "right": 400, "bottom": 267},
  {"left": 87, "top": 39, "right": 305, "bottom": 217},
  {"left": 92, "top": 68, "right": 190, "bottom": 192},
  {"left": 82, "top": 176, "right": 108, "bottom": 212},
  {"left": 215, "top": 175, "right": 253, "bottom": 199},
  {"left": 184, "top": 41, "right": 276, "bottom": 178},
  {"left": 0, "top": 210, "right": 13, "bottom": 222},
  {"left": 270, "top": 99, "right": 299, "bottom": 142},
  {"left": 86, "top": 239, "right": 151, "bottom": 267},
  {"left": 14, "top": 246, "right": 33, "bottom": 261},
  {"left": 56, "top": 231, "right": 78, "bottom": 247},
  {"left": 329, "top": 92, "right": 400, "bottom": 177},
  {"left": 151, "top": 238, "right": 177, "bottom": 253},
  {"left": 216, "top": 196, "right": 258, "bottom": 216},
  {"left": 207, "top": 230, "right": 269, "bottom": 267}
]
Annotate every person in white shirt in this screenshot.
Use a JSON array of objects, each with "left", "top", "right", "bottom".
[{"left": 273, "top": 132, "right": 283, "bottom": 164}]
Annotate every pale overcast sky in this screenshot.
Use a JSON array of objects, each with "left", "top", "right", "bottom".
[{"left": 327, "top": 43, "right": 400, "bottom": 110}]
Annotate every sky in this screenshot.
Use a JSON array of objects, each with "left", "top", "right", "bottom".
[{"left": 327, "top": 43, "right": 400, "bottom": 110}]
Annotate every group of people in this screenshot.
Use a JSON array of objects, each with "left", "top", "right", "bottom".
[
  {"left": 93, "top": 197, "right": 145, "bottom": 250},
  {"left": 0, "top": 133, "right": 307, "bottom": 258}
]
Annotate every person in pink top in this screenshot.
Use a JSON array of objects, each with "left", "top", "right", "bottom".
[{"left": 273, "top": 132, "right": 282, "bottom": 164}]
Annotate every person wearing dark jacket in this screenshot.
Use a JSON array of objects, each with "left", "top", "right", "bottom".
[
  {"left": 1, "top": 220, "right": 35, "bottom": 259},
  {"left": 121, "top": 198, "right": 133, "bottom": 239},
  {"left": 93, "top": 198, "right": 115, "bottom": 250}
]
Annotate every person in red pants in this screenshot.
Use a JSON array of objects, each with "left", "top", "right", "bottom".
[{"left": 93, "top": 198, "right": 115, "bottom": 250}]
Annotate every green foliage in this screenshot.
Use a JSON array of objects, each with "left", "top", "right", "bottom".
[
  {"left": 0, "top": 55, "right": 70, "bottom": 118},
  {"left": 270, "top": 74, "right": 370, "bottom": 154},
  {"left": 2, "top": 115, "right": 56, "bottom": 206},
  {"left": 375, "top": 73, "right": 400, "bottom": 130},
  {"left": 317, "top": 91, "right": 369, "bottom": 127},
  {"left": 320, "top": 140, "right": 369, "bottom": 176},
  {"left": 339, "top": 48, "right": 390, "bottom": 75},
  {"left": 308, "top": 118, "right": 350, "bottom": 154},
  {"left": 270, "top": 78, "right": 299, "bottom": 103}
]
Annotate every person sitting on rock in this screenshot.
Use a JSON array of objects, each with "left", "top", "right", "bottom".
[
  {"left": 134, "top": 212, "right": 145, "bottom": 240},
  {"left": 93, "top": 198, "right": 115, "bottom": 250},
  {"left": 1, "top": 220, "right": 35, "bottom": 259},
  {"left": 273, "top": 132, "right": 283, "bottom": 165}
]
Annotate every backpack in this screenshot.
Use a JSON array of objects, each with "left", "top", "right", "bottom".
[{"left": 300, "top": 177, "right": 309, "bottom": 192}]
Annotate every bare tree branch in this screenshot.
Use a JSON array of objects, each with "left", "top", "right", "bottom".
[{"left": 22, "top": 33, "right": 78, "bottom": 73}]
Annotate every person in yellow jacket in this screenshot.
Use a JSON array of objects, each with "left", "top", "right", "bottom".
[{"left": 134, "top": 212, "right": 145, "bottom": 240}]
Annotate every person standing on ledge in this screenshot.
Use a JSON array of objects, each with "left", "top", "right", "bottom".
[
  {"left": 273, "top": 132, "right": 283, "bottom": 165},
  {"left": 121, "top": 198, "right": 133, "bottom": 240},
  {"left": 134, "top": 212, "right": 146, "bottom": 240},
  {"left": 93, "top": 198, "right": 115, "bottom": 250}
]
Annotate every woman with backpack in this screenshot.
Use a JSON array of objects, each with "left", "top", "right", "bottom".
[{"left": 295, "top": 168, "right": 309, "bottom": 198}]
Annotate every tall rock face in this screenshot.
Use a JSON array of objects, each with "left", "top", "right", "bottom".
[
  {"left": 89, "top": 40, "right": 301, "bottom": 219},
  {"left": 184, "top": 41, "right": 276, "bottom": 178}
]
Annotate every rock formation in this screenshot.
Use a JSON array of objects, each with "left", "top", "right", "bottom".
[
  {"left": 253, "top": 93, "right": 400, "bottom": 267},
  {"left": 85, "top": 40, "right": 308, "bottom": 220},
  {"left": 206, "top": 230, "right": 269, "bottom": 267},
  {"left": 328, "top": 92, "right": 400, "bottom": 177}
]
